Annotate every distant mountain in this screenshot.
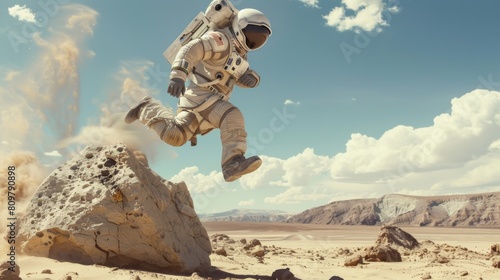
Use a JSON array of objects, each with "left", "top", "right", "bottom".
[
  {"left": 199, "top": 209, "right": 293, "bottom": 223},
  {"left": 285, "top": 192, "right": 500, "bottom": 227}
]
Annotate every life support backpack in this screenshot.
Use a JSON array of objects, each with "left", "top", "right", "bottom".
[{"left": 163, "top": 0, "right": 238, "bottom": 64}]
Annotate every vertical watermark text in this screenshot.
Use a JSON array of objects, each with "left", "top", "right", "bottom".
[{"left": 5, "top": 166, "right": 17, "bottom": 273}]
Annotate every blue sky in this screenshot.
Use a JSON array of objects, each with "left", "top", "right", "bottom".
[{"left": 1, "top": 0, "right": 500, "bottom": 214}]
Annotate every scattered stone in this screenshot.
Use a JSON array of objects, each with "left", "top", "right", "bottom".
[
  {"left": 250, "top": 239, "right": 262, "bottom": 246},
  {"left": 375, "top": 225, "right": 420, "bottom": 250},
  {"left": 190, "top": 272, "right": 205, "bottom": 279},
  {"left": 252, "top": 245, "right": 266, "bottom": 258},
  {"left": 435, "top": 256, "right": 449, "bottom": 264},
  {"left": 41, "top": 269, "right": 52, "bottom": 274},
  {"left": 0, "top": 263, "right": 21, "bottom": 280},
  {"left": 492, "top": 256, "right": 500, "bottom": 268},
  {"left": 271, "top": 268, "right": 294, "bottom": 280},
  {"left": 460, "top": 271, "right": 468, "bottom": 276},
  {"left": 240, "top": 238, "right": 247, "bottom": 244},
  {"left": 344, "top": 255, "right": 363, "bottom": 266},
  {"left": 329, "top": 277, "right": 344, "bottom": 280},
  {"left": 490, "top": 244, "right": 500, "bottom": 256},
  {"left": 243, "top": 243, "right": 254, "bottom": 251},
  {"left": 364, "top": 245, "right": 402, "bottom": 262},
  {"left": 421, "top": 273, "right": 432, "bottom": 279},
  {"left": 215, "top": 248, "right": 227, "bottom": 257},
  {"left": 17, "top": 143, "right": 211, "bottom": 274},
  {"left": 60, "top": 272, "right": 79, "bottom": 280}
]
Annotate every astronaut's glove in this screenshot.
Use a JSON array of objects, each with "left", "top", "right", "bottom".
[
  {"left": 167, "top": 78, "right": 186, "bottom": 98},
  {"left": 238, "top": 70, "right": 260, "bottom": 88}
]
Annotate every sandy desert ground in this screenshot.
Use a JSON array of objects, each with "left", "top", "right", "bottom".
[{"left": 11, "top": 222, "right": 500, "bottom": 280}]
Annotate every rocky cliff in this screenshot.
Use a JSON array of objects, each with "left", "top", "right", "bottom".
[{"left": 286, "top": 193, "right": 500, "bottom": 226}]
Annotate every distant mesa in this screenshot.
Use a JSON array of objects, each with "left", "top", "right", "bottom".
[
  {"left": 285, "top": 192, "right": 500, "bottom": 227},
  {"left": 199, "top": 209, "right": 293, "bottom": 223}
]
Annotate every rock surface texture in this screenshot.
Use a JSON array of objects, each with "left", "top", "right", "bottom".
[
  {"left": 17, "top": 144, "right": 211, "bottom": 274},
  {"left": 375, "top": 225, "right": 420, "bottom": 250}
]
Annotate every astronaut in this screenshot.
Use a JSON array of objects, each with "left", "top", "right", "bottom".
[{"left": 125, "top": 7, "right": 271, "bottom": 182}]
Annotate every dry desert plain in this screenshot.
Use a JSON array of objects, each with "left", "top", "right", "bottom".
[{"left": 12, "top": 222, "right": 500, "bottom": 280}]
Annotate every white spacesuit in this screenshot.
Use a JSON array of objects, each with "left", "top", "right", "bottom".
[{"left": 125, "top": 3, "right": 271, "bottom": 182}]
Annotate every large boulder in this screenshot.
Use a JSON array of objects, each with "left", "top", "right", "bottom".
[
  {"left": 364, "top": 245, "right": 402, "bottom": 262},
  {"left": 17, "top": 143, "right": 211, "bottom": 274},
  {"left": 375, "top": 225, "right": 419, "bottom": 250}
]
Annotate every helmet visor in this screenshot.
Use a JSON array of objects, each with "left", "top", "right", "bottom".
[{"left": 242, "top": 25, "right": 270, "bottom": 50}]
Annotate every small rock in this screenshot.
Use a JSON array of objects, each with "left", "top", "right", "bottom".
[
  {"left": 41, "top": 269, "right": 53, "bottom": 274},
  {"left": 60, "top": 273, "right": 79, "bottom": 280},
  {"left": 492, "top": 256, "right": 500, "bottom": 268},
  {"left": 435, "top": 256, "right": 449, "bottom": 264},
  {"left": 250, "top": 239, "right": 261, "bottom": 246},
  {"left": 460, "top": 271, "right": 468, "bottom": 276},
  {"left": 364, "top": 245, "right": 402, "bottom": 262},
  {"left": 490, "top": 244, "right": 500, "bottom": 256},
  {"left": 215, "top": 248, "right": 227, "bottom": 257},
  {"left": 421, "top": 273, "right": 432, "bottom": 279},
  {"left": 0, "top": 263, "right": 21, "bottom": 280},
  {"left": 191, "top": 272, "right": 202, "bottom": 279},
  {"left": 240, "top": 238, "right": 247, "bottom": 244},
  {"left": 329, "top": 277, "right": 345, "bottom": 280},
  {"left": 271, "top": 268, "right": 294, "bottom": 280},
  {"left": 344, "top": 255, "right": 363, "bottom": 266},
  {"left": 252, "top": 246, "right": 266, "bottom": 258}
]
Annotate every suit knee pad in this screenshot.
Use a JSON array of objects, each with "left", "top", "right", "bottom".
[{"left": 151, "top": 111, "right": 199, "bottom": 147}]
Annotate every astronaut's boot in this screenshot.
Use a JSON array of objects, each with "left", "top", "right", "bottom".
[
  {"left": 124, "top": 96, "right": 153, "bottom": 124},
  {"left": 222, "top": 155, "right": 262, "bottom": 182}
]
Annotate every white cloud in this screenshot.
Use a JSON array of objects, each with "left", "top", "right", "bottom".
[
  {"left": 264, "top": 187, "right": 327, "bottom": 204},
  {"left": 276, "top": 148, "right": 332, "bottom": 187},
  {"left": 388, "top": 6, "right": 400, "bottom": 13},
  {"left": 284, "top": 99, "right": 301, "bottom": 106},
  {"left": 4, "top": 70, "right": 20, "bottom": 81},
  {"left": 168, "top": 89, "right": 500, "bottom": 210},
  {"left": 490, "top": 139, "right": 500, "bottom": 150},
  {"left": 240, "top": 149, "right": 332, "bottom": 189},
  {"left": 65, "top": 5, "right": 98, "bottom": 35},
  {"left": 239, "top": 156, "right": 285, "bottom": 189},
  {"left": 8, "top": 5, "right": 36, "bottom": 23},
  {"left": 449, "top": 156, "right": 500, "bottom": 189},
  {"left": 323, "top": 0, "right": 400, "bottom": 33},
  {"left": 331, "top": 89, "right": 500, "bottom": 187},
  {"left": 238, "top": 199, "right": 256, "bottom": 206},
  {"left": 299, "top": 0, "right": 320, "bottom": 8},
  {"left": 44, "top": 150, "right": 62, "bottom": 157},
  {"left": 170, "top": 166, "right": 228, "bottom": 193}
]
